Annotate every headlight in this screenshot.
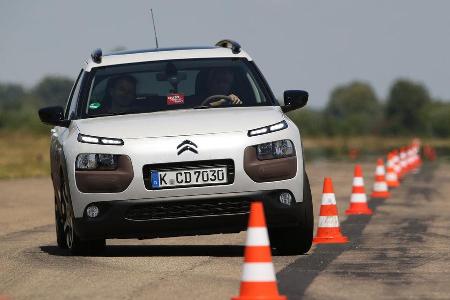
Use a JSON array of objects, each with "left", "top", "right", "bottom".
[
  {"left": 255, "top": 140, "right": 295, "bottom": 160},
  {"left": 76, "top": 153, "right": 119, "bottom": 170},
  {"left": 78, "top": 134, "right": 124, "bottom": 145},
  {"left": 248, "top": 120, "right": 288, "bottom": 137}
]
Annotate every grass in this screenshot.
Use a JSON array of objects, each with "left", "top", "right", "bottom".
[
  {"left": 0, "top": 131, "right": 447, "bottom": 179},
  {"left": 0, "top": 131, "right": 50, "bottom": 179}
]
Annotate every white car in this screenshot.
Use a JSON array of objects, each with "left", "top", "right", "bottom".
[{"left": 39, "top": 40, "right": 313, "bottom": 255}]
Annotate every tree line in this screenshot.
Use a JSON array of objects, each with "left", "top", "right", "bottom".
[
  {"left": 0, "top": 76, "right": 73, "bottom": 134},
  {"left": 289, "top": 80, "right": 450, "bottom": 137},
  {"left": 0, "top": 76, "right": 449, "bottom": 137}
]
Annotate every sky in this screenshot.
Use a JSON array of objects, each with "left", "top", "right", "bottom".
[{"left": 1, "top": 0, "right": 449, "bottom": 108}]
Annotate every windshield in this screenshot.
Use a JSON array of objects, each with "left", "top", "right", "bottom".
[{"left": 83, "top": 58, "right": 274, "bottom": 117}]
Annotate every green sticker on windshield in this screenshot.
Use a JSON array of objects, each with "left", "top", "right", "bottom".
[{"left": 89, "top": 102, "right": 101, "bottom": 109}]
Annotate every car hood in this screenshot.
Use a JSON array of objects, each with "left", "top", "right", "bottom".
[{"left": 74, "top": 106, "right": 285, "bottom": 139}]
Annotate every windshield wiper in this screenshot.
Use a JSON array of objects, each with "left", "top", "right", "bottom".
[
  {"left": 193, "top": 105, "right": 212, "bottom": 109},
  {"left": 89, "top": 111, "right": 133, "bottom": 117}
]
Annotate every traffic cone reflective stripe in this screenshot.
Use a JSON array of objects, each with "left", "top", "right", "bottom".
[
  {"left": 346, "top": 165, "right": 372, "bottom": 215},
  {"left": 244, "top": 227, "right": 272, "bottom": 263},
  {"left": 352, "top": 177, "right": 365, "bottom": 194},
  {"left": 241, "top": 263, "right": 276, "bottom": 280},
  {"left": 385, "top": 173, "right": 399, "bottom": 187},
  {"left": 375, "top": 165, "right": 385, "bottom": 176},
  {"left": 233, "top": 202, "right": 286, "bottom": 300},
  {"left": 371, "top": 159, "right": 390, "bottom": 199},
  {"left": 350, "top": 193, "right": 367, "bottom": 202},
  {"left": 318, "top": 214, "right": 340, "bottom": 227},
  {"left": 313, "top": 178, "right": 348, "bottom": 244}
]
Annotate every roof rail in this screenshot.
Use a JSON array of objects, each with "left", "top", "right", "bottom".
[
  {"left": 215, "top": 39, "right": 241, "bottom": 54},
  {"left": 91, "top": 48, "right": 102, "bottom": 64}
]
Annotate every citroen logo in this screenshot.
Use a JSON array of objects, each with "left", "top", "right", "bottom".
[{"left": 177, "top": 140, "right": 198, "bottom": 155}]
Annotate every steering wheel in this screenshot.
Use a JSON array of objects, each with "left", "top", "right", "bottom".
[{"left": 200, "top": 95, "right": 234, "bottom": 106}]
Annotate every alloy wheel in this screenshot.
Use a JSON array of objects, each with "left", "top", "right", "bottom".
[{"left": 61, "top": 179, "right": 74, "bottom": 249}]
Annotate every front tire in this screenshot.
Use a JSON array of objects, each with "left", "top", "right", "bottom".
[
  {"left": 55, "top": 197, "right": 67, "bottom": 249},
  {"left": 270, "top": 172, "right": 314, "bottom": 255},
  {"left": 60, "top": 175, "right": 105, "bottom": 256}
]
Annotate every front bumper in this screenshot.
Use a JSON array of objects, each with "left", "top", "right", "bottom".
[
  {"left": 66, "top": 125, "right": 304, "bottom": 218},
  {"left": 74, "top": 190, "right": 303, "bottom": 240}
]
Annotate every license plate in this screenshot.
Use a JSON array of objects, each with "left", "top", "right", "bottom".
[{"left": 151, "top": 167, "right": 228, "bottom": 189}]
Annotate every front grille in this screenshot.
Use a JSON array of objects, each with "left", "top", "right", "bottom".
[
  {"left": 142, "top": 159, "right": 235, "bottom": 190},
  {"left": 124, "top": 198, "right": 251, "bottom": 221}
]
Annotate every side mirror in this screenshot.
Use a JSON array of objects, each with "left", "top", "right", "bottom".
[
  {"left": 282, "top": 90, "right": 308, "bottom": 113},
  {"left": 38, "top": 106, "right": 70, "bottom": 127}
]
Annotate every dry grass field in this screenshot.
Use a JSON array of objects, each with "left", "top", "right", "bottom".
[{"left": 0, "top": 131, "right": 50, "bottom": 179}]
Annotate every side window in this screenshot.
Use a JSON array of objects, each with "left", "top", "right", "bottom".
[
  {"left": 245, "top": 72, "right": 267, "bottom": 104},
  {"left": 64, "top": 70, "right": 83, "bottom": 119}
]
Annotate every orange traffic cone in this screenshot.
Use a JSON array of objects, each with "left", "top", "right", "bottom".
[
  {"left": 410, "top": 142, "right": 421, "bottom": 172},
  {"left": 233, "top": 202, "right": 286, "bottom": 300},
  {"left": 345, "top": 165, "right": 372, "bottom": 215},
  {"left": 370, "top": 158, "right": 390, "bottom": 199},
  {"left": 392, "top": 149, "right": 402, "bottom": 179},
  {"left": 412, "top": 139, "right": 422, "bottom": 168},
  {"left": 313, "top": 178, "right": 348, "bottom": 244},
  {"left": 413, "top": 146, "right": 421, "bottom": 169},
  {"left": 406, "top": 146, "right": 414, "bottom": 173},
  {"left": 399, "top": 147, "right": 408, "bottom": 178},
  {"left": 386, "top": 153, "right": 400, "bottom": 188}
]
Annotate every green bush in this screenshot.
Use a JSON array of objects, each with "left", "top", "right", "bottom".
[
  {"left": 287, "top": 108, "right": 325, "bottom": 137},
  {"left": 324, "top": 81, "right": 383, "bottom": 136},
  {"left": 0, "top": 76, "right": 73, "bottom": 133},
  {"left": 422, "top": 101, "right": 450, "bottom": 137}
]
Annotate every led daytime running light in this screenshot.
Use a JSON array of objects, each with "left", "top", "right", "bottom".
[
  {"left": 78, "top": 134, "right": 124, "bottom": 146},
  {"left": 248, "top": 120, "right": 288, "bottom": 137}
]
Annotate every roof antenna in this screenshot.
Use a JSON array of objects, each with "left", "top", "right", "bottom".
[{"left": 150, "top": 9, "right": 159, "bottom": 48}]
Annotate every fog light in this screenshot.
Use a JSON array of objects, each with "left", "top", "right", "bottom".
[
  {"left": 86, "top": 205, "right": 99, "bottom": 218},
  {"left": 279, "top": 192, "right": 293, "bottom": 206}
]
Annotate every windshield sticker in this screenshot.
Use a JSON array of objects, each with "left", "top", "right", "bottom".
[
  {"left": 167, "top": 93, "right": 185, "bottom": 105},
  {"left": 89, "top": 102, "right": 101, "bottom": 110}
]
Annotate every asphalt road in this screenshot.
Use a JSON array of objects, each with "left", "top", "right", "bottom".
[{"left": 1, "top": 161, "right": 449, "bottom": 299}]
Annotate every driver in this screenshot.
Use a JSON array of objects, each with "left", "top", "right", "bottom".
[
  {"left": 92, "top": 75, "right": 146, "bottom": 115},
  {"left": 107, "top": 75, "right": 138, "bottom": 112},
  {"left": 206, "top": 68, "right": 242, "bottom": 107}
]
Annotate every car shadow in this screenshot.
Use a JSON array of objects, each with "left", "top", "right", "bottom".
[{"left": 40, "top": 244, "right": 246, "bottom": 257}]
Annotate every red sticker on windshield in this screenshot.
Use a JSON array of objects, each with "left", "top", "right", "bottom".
[{"left": 167, "top": 93, "right": 185, "bottom": 105}]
